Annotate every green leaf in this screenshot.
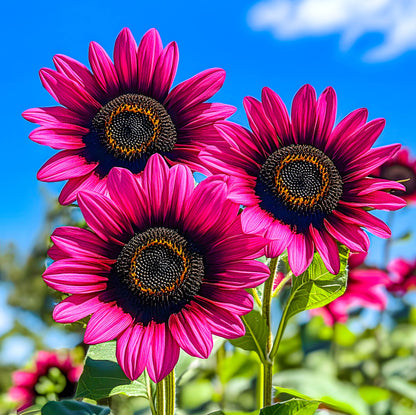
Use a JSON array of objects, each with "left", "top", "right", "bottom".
[
  {"left": 260, "top": 399, "right": 320, "bottom": 414},
  {"left": 207, "top": 411, "right": 259, "bottom": 415},
  {"left": 285, "top": 245, "right": 349, "bottom": 322},
  {"left": 229, "top": 309, "right": 268, "bottom": 362},
  {"left": 358, "top": 386, "right": 390, "bottom": 405},
  {"left": 75, "top": 341, "right": 153, "bottom": 401},
  {"left": 274, "top": 386, "right": 359, "bottom": 415},
  {"left": 21, "top": 405, "right": 42, "bottom": 415},
  {"left": 41, "top": 400, "right": 110, "bottom": 415}
]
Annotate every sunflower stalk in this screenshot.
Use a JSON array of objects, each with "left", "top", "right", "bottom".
[
  {"left": 165, "top": 370, "right": 175, "bottom": 415},
  {"left": 261, "top": 256, "right": 278, "bottom": 407},
  {"left": 156, "top": 380, "right": 165, "bottom": 415}
]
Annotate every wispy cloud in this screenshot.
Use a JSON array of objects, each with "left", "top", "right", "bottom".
[{"left": 248, "top": 0, "right": 416, "bottom": 61}]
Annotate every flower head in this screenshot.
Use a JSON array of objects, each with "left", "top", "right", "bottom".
[
  {"left": 201, "top": 85, "right": 405, "bottom": 275},
  {"left": 24, "top": 28, "right": 234, "bottom": 205},
  {"left": 310, "top": 252, "right": 390, "bottom": 325},
  {"left": 44, "top": 154, "right": 269, "bottom": 382},
  {"left": 373, "top": 147, "right": 416, "bottom": 204},
  {"left": 387, "top": 257, "right": 416, "bottom": 295},
  {"left": 9, "top": 350, "right": 82, "bottom": 413}
]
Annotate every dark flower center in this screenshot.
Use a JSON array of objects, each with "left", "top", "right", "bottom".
[
  {"left": 255, "top": 144, "right": 343, "bottom": 232},
  {"left": 91, "top": 94, "right": 177, "bottom": 161},
  {"left": 113, "top": 227, "right": 204, "bottom": 324},
  {"left": 380, "top": 164, "right": 416, "bottom": 197}
]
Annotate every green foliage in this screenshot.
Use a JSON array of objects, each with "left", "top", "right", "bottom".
[
  {"left": 41, "top": 400, "right": 110, "bottom": 415},
  {"left": 285, "top": 245, "right": 349, "bottom": 322},
  {"left": 229, "top": 310, "right": 268, "bottom": 362},
  {"left": 75, "top": 341, "right": 152, "bottom": 401},
  {"left": 260, "top": 399, "right": 320, "bottom": 414}
]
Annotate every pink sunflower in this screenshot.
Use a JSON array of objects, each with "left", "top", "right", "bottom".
[
  {"left": 9, "top": 350, "right": 82, "bottom": 413},
  {"left": 373, "top": 147, "right": 416, "bottom": 204},
  {"left": 201, "top": 85, "right": 405, "bottom": 275},
  {"left": 387, "top": 257, "right": 416, "bottom": 295},
  {"left": 24, "top": 28, "right": 234, "bottom": 205},
  {"left": 310, "top": 252, "right": 390, "bottom": 326},
  {"left": 43, "top": 154, "right": 269, "bottom": 382}
]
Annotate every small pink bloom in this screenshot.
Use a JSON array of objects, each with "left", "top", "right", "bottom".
[
  {"left": 45, "top": 154, "right": 269, "bottom": 382},
  {"left": 9, "top": 351, "right": 82, "bottom": 413},
  {"left": 202, "top": 85, "right": 405, "bottom": 275},
  {"left": 373, "top": 147, "right": 416, "bottom": 204},
  {"left": 387, "top": 257, "right": 416, "bottom": 295},
  {"left": 310, "top": 252, "right": 390, "bottom": 325},
  {"left": 25, "top": 28, "right": 235, "bottom": 205}
]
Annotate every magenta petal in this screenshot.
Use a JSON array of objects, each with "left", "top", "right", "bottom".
[
  {"left": 114, "top": 28, "right": 138, "bottom": 91},
  {"left": 264, "top": 221, "right": 294, "bottom": 258},
  {"left": 37, "top": 150, "right": 97, "bottom": 182},
  {"left": 58, "top": 172, "right": 102, "bottom": 205},
  {"left": 30, "top": 125, "right": 87, "bottom": 150},
  {"left": 53, "top": 54, "right": 103, "bottom": 100},
  {"left": 151, "top": 41, "right": 179, "bottom": 102},
  {"left": 107, "top": 168, "right": 150, "bottom": 230},
  {"left": 324, "top": 216, "right": 369, "bottom": 252},
  {"left": 314, "top": 87, "right": 336, "bottom": 147},
  {"left": 241, "top": 205, "right": 273, "bottom": 236},
  {"left": 310, "top": 225, "right": 340, "bottom": 274},
  {"left": 39, "top": 68, "right": 101, "bottom": 116},
  {"left": 116, "top": 324, "right": 149, "bottom": 381},
  {"left": 192, "top": 298, "right": 245, "bottom": 338},
  {"left": 23, "top": 106, "right": 84, "bottom": 126},
  {"left": 88, "top": 41, "right": 120, "bottom": 96},
  {"left": 243, "top": 96, "right": 277, "bottom": 155},
  {"left": 146, "top": 322, "right": 180, "bottom": 383},
  {"left": 169, "top": 306, "right": 213, "bottom": 359},
  {"left": 51, "top": 226, "right": 116, "bottom": 260},
  {"left": 53, "top": 294, "right": 102, "bottom": 323},
  {"left": 78, "top": 191, "right": 133, "bottom": 245},
  {"left": 197, "top": 286, "right": 253, "bottom": 315},
  {"left": 261, "top": 86, "right": 291, "bottom": 146},
  {"left": 137, "top": 28, "right": 163, "bottom": 95},
  {"left": 84, "top": 304, "right": 132, "bottom": 344},
  {"left": 291, "top": 84, "right": 317, "bottom": 145},
  {"left": 287, "top": 232, "right": 314, "bottom": 276},
  {"left": 165, "top": 68, "right": 225, "bottom": 114},
  {"left": 333, "top": 208, "right": 391, "bottom": 238}
]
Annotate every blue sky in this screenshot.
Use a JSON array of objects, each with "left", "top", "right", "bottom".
[{"left": 2, "top": 0, "right": 416, "bottom": 257}]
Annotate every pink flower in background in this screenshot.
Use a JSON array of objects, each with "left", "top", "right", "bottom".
[
  {"left": 201, "top": 85, "right": 405, "bottom": 275},
  {"left": 24, "top": 28, "right": 234, "bottom": 205},
  {"left": 310, "top": 252, "right": 390, "bottom": 325},
  {"left": 44, "top": 155, "right": 269, "bottom": 382},
  {"left": 373, "top": 147, "right": 416, "bottom": 204},
  {"left": 9, "top": 351, "right": 82, "bottom": 413},
  {"left": 387, "top": 257, "right": 416, "bottom": 295}
]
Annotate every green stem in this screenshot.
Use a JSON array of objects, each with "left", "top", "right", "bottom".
[
  {"left": 257, "top": 362, "right": 264, "bottom": 409},
  {"left": 269, "top": 291, "right": 292, "bottom": 361},
  {"left": 165, "top": 370, "right": 175, "bottom": 415},
  {"left": 156, "top": 379, "right": 165, "bottom": 415},
  {"left": 261, "top": 257, "right": 278, "bottom": 407},
  {"left": 145, "top": 371, "right": 157, "bottom": 415},
  {"left": 251, "top": 287, "right": 262, "bottom": 308}
]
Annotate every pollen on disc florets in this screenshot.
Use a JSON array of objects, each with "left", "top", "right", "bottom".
[
  {"left": 113, "top": 227, "right": 204, "bottom": 324},
  {"left": 91, "top": 94, "right": 177, "bottom": 161},
  {"left": 255, "top": 144, "right": 343, "bottom": 231}
]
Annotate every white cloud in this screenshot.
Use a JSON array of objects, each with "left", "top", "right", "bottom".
[{"left": 248, "top": 0, "right": 416, "bottom": 61}]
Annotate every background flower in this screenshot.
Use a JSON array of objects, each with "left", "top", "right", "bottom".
[
  {"left": 44, "top": 154, "right": 269, "bottom": 382},
  {"left": 9, "top": 350, "right": 82, "bottom": 413},
  {"left": 201, "top": 85, "right": 405, "bottom": 275},
  {"left": 310, "top": 252, "right": 390, "bottom": 325},
  {"left": 24, "top": 28, "right": 234, "bottom": 205},
  {"left": 387, "top": 257, "right": 416, "bottom": 295}
]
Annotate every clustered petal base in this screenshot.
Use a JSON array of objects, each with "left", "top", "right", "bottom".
[
  {"left": 201, "top": 85, "right": 405, "bottom": 275},
  {"left": 44, "top": 154, "right": 269, "bottom": 382}
]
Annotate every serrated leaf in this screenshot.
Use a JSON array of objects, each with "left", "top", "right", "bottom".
[
  {"left": 75, "top": 341, "right": 152, "bottom": 401},
  {"left": 285, "top": 245, "right": 349, "bottom": 322},
  {"left": 41, "top": 400, "right": 110, "bottom": 415},
  {"left": 229, "top": 309, "right": 268, "bottom": 362},
  {"left": 260, "top": 399, "right": 320, "bottom": 414}
]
